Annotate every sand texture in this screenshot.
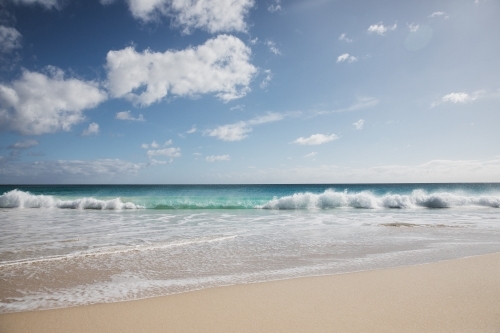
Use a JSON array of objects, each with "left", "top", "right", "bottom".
[{"left": 1, "top": 253, "right": 500, "bottom": 333}]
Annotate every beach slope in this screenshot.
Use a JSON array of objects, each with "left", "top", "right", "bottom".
[{"left": 1, "top": 253, "right": 499, "bottom": 333}]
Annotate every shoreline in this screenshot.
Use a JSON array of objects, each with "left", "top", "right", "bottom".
[{"left": 1, "top": 252, "right": 499, "bottom": 333}]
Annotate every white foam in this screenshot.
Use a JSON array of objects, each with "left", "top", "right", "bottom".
[
  {"left": 0, "top": 189, "right": 140, "bottom": 210},
  {"left": 261, "top": 189, "right": 500, "bottom": 209}
]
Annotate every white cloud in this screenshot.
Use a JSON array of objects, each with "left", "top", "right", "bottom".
[
  {"left": 407, "top": 23, "right": 419, "bottom": 32},
  {"left": 124, "top": 0, "right": 254, "bottom": 33},
  {"left": 9, "top": 139, "right": 38, "bottom": 149},
  {"left": 303, "top": 152, "right": 317, "bottom": 158},
  {"left": 0, "top": 26, "right": 22, "bottom": 53},
  {"left": 106, "top": 35, "right": 256, "bottom": 106},
  {"left": 151, "top": 140, "right": 159, "bottom": 148},
  {"left": 260, "top": 69, "right": 272, "bottom": 89},
  {"left": 293, "top": 133, "right": 338, "bottom": 145},
  {"left": 336, "top": 53, "right": 357, "bottom": 63},
  {"left": 0, "top": 158, "right": 143, "bottom": 182},
  {"left": 431, "top": 91, "right": 483, "bottom": 107},
  {"left": 338, "top": 33, "right": 352, "bottom": 43},
  {"left": 265, "top": 40, "right": 281, "bottom": 55},
  {"left": 225, "top": 159, "right": 500, "bottom": 183},
  {"left": 206, "top": 154, "right": 230, "bottom": 162},
  {"left": 193, "top": 152, "right": 202, "bottom": 156},
  {"left": 0, "top": 68, "right": 107, "bottom": 135},
  {"left": 187, "top": 125, "right": 197, "bottom": 133},
  {"left": 147, "top": 147, "right": 181, "bottom": 158},
  {"left": 164, "top": 139, "right": 172, "bottom": 146},
  {"left": 82, "top": 122, "right": 99, "bottom": 136},
  {"left": 367, "top": 22, "right": 397, "bottom": 36},
  {"left": 268, "top": 0, "right": 281, "bottom": 12},
  {"left": 115, "top": 110, "right": 145, "bottom": 121},
  {"left": 429, "top": 11, "right": 449, "bottom": 19},
  {"left": 9, "top": 0, "right": 60, "bottom": 9},
  {"left": 141, "top": 143, "right": 149, "bottom": 149},
  {"left": 205, "top": 113, "right": 284, "bottom": 141},
  {"left": 353, "top": 119, "right": 364, "bottom": 130},
  {"left": 316, "top": 97, "right": 379, "bottom": 116}
]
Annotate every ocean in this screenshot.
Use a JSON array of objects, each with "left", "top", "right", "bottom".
[{"left": 1, "top": 183, "right": 500, "bottom": 313}]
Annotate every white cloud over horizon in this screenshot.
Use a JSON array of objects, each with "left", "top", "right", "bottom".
[
  {"left": 293, "top": 133, "right": 338, "bottom": 145},
  {"left": 0, "top": 68, "right": 107, "bottom": 135},
  {"left": 106, "top": 35, "right": 256, "bottom": 106},
  {"left": 219, "top": 158, "right": 500, "bottom": 184},
  {"left": 0, "top": 158, "right": 143, "bottom": 181},
  {"left": 205, "top": 113, "right": 284, "bottom": 141}
]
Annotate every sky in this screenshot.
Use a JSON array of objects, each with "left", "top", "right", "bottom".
[{"left": 0, "top": 0, "right": 499, "bottom": 184}]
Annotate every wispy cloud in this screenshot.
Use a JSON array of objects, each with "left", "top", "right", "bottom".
[
  {"left": 115, "top": 111, "right": 145, "bottom": 121},
  {"left": 367, "top": 22, "right": 397, "bottom": 36},
  {"left": 260, "top": 69, "right": 273, "bottom": 89},
  {"left": 315, "top": 97, "right": 379, "bottom": 116},
  {"left": 431, "top": 91, "right": 484, "bottom": 107},
  {"left": 407, "top": 23, "right": 419, "bottom": 32},
  {"left": 268, "top": 0, "right": 281, "bottom": 12},
  {"left": 336, "top": 53, "right": 357, "bottom": 63},
  {"left": 205, "top": 113, "right": 285, "bottom": 141},
  {"left": 8, "top": 139, "right": 39, "bottom": 149},
  {"left": 338, "top": 33, "right": 353, "bottom": 43},
  {"left": 206, "top": 155, "right": 230, "bottom": 162},
  {"left": 265, "top": 40, "right": 281, "bottom": 55},
  {"left": 293, "top": 133, "right": 338, "bottom": 145},
  {"left": 303, "top": 152, "right": 317, "bottom": 158},
  {"left": 186, "top": 125, "right": 197, "bottom": 134},
  {"left": 353, "top": 119, "right": 364, "bottom": 130},
  {"left": 429, "top": 11, "right": 449, "bottom": 19}
]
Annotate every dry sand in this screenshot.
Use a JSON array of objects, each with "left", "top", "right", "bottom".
[{"left": 1, "top": 252, "right": 500, "bottom": 333}]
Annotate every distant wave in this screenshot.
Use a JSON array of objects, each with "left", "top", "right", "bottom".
[
  {"left": 0, "top": 190, "right": 140, "bottom": 210},
  {"left": 260, "top": 189, "right": 500, "bottom": 209},
  {"left": 2, "top": 189, "right": 499, "bottom": 210}
]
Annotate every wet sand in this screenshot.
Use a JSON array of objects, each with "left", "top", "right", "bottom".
[{"left": 1, "top": 252, "right": 499, "bottom": 333}]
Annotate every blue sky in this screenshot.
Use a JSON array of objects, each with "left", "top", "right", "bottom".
[{"left": 0, "top": 0, "right": 499, "bottom": 184}]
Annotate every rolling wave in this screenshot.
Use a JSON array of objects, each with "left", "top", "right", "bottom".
[
  {"left": 0, "top": 189, "right": 140, "bottom": 210},
  {"left": 261, "top": 189, "right": 500, "bottom": 209},
  {"left": 1, "top": 189, "right": 499, "bottom": 210}
]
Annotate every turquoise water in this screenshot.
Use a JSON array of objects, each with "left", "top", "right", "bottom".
[
  {"left": 1, "top": 184, "right": 499, "bottom": 313},
  {"left": 1, "top": 183, "right": 500, "bottom": 209}
]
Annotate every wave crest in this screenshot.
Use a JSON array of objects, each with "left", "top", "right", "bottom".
[
  {"left": 0, "top": 190, "right": 140, "bottom": 210},
  {"left": 261, "top": 189, "right": 500, "bottom": 209}
]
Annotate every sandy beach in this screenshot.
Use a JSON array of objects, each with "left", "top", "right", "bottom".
[{"left": 1, "top": 252, "right": 499, "bottom": 333}]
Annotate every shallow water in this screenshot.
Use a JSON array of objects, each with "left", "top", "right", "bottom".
[{"left": 1, "top": 184, "right": 499, "bottom": 313}]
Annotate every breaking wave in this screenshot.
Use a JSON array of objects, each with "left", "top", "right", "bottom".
[
  {"left": 2, "top": 189, "right": 500, "bottom": 210},
  {"left": 261, "top": 189, "right": 500, "bottom": 209},
  {"left": 0, "top": 190, "right": 140, "bottom": 210}
]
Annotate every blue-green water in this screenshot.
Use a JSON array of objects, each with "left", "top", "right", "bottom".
[
  {"left": 1, "top": 183, "right": 500, "bottom": 209},
  {"left": 1, "top": 184, "right": 499, "bottom": 313}
]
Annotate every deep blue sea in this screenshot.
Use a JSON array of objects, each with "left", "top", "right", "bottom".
[{"left": 1, "top": 184, "right": 500, "bottom": 312}]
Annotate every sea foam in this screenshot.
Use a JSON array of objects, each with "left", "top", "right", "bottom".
[
  {"left": 0, "top": 189, "right": 139, "bottom": 209},
  {"left": 261, "top": 189, "right": 500, "bottom": 209}
]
